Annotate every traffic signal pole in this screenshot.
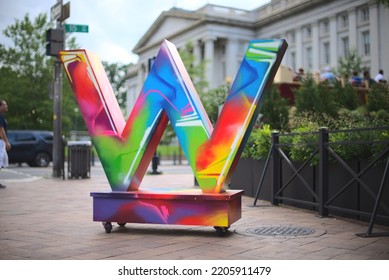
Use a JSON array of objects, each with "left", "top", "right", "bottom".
[
  {"left": 51, "top": 22, "right": 64, "bottom": 178},
  {"left": 48, "top": 0, "right": 69, "bottom": 178},
  {"left": 52, "top": 56, "right": 63, "bottom": 178}
]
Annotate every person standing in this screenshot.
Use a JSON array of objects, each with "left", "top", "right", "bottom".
[
  {"left": 0, "top": 100, "right": 11, "bottom": 189},
  {"left": 350, "top": 70, "right": 363, "bottom": 87},
  {"left": 374, "top": 69, "right": 386, "bottom": 83},
  {"left": 294, "top": 68, "right": 306, "bottom": 82},
  {"left": 320, "top": 66, "right": 338, "bottom": 85},
  {"left": 363, "top": 70, "right": 376, "bottom": 88}
]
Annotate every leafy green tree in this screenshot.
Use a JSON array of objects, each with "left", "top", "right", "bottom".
[
  {"left": 0, "top": 13, "right": 79, "bottom": 133},
  {"left": 179, "top": 41, "right": 208, "bottom": 93},
  {"left": 102, "top": 61, "right": 131, "bottom": 114},
  {"left": 337, "top": 48, "right": 362, "bottom": 78},
  {"left": 0, "top": 14, "right": 52, "bottom": 129},
  {"left": 294, "top": 73, "right": 338, "bottom": 118},
  {"left": 200, "top": 84, "right": 230, "bottom": 125},
  {"left": 259, "top": 85, "right": 289, "bottom": 131}
]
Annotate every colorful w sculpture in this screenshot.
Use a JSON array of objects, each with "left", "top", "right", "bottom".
[
  {"left": 60, "top": 39, "right": 287, "bottom": 194},
  {"left": 60, "top": 39, "right": 286, "bottom": 234}
]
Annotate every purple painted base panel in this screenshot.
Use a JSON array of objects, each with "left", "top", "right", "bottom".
[{"left": 90, "top": 189, "right": 243, "bottom": 228}]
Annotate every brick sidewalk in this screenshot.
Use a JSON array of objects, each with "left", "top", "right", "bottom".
[{"left": 0, "top": 164, "right": 388, "bottom": 260}]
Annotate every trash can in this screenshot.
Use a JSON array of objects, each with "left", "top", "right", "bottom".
[{"left": 67, "top": 141, "right": 91, "bottom": 179}]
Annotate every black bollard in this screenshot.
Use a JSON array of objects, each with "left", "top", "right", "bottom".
[{"left": 151, "top": 152, "right": 161, "bottom": 175}]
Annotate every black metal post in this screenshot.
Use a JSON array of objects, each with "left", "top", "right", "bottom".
[
  {"left": 51, "top": 4, "right": 65, "bottom": 178},
  {"left": 150, "top": 152, "right": 161, "bottom": 175},
  {"left": 318, "top": 127, "right": 329, "bottom": 217},
  {"left": 271, "top": 131, "right": 280, "bottom": 206},
  {"left": 357, "top": 155, "right": 389, "bottom": 237},
  {"left": 52, "top": 57, "right": 63, "bottom": 178}
]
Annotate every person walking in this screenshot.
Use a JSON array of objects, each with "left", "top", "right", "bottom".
[{"left": 0, "top": 100, "right": 11, "bottom": 189}]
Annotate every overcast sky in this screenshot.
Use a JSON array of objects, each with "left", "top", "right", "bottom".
[{"left": 0, "top": 0, "right": 270, "bottom": 64}]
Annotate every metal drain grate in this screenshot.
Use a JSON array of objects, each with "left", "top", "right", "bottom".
[{"left": 246, "top": 226, "right": 315, "bottom": 236}]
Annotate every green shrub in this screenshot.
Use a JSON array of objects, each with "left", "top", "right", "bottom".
[
  {"left": 371, "top": 129, "right": 389, "bottom": 162},
  {"left": 334, "top": 83, "right": 359, "bottom": 110},
  {"left": 241, "top": 124, "right": 272, "bottom": 160},
  {"left": 294, "top": 75, "right": 361, "bottom": 119},
  {"left": 369, "top": 109, "right": 389, "bottom": 127},
  {"left": 335, "top": 107, "right": 369, "bottom": 129},
  {"left": 289, "top": 122, "right": 320, "bottom": 165},
  {"left": 242, "top": 76, "right": 388, "bottom": 165},
  {"left": 293, "top": 74, "right": 317, "bottom": 114},
  {"left": 294, "top": 74, "right": 338, "bottom": 117},
  {"left": 330, "top": 130, "right": 372, "bottom": 162},
  {"left": 259, "top": 85, "right": 289, "bottom": 131},
  {"left": 366, "top": 84, "right": 389, "bottom": 112}
]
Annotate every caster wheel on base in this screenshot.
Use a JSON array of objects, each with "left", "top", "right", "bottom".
[
  {"left": 102, "top": 222, "right": 113, "bottom": 233},
  {"left": 117, "top": 222, "right": 126, "bottom": 227},
  {"left": 214, "top": 226, "right": 230, "bottom": 237}
]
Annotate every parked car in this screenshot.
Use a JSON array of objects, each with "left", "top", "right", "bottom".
[{"left": 7, "top": 130, "right": 53, "bottom": 167}]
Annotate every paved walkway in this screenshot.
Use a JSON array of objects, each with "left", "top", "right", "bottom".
[{"left": 1, "top": 164, "right": 388, "bottom": 260}]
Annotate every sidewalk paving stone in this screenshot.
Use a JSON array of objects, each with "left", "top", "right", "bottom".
[{"left": 1, "top": 164, "right": 388, "bottom": 260}]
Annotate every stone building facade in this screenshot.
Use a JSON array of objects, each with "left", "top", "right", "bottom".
[{"left": 125, "top": 0, "right": 389, "bottom": 115}]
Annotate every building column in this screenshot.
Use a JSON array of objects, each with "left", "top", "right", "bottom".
[
  {"left": 295, "top": 27, "right": 303, "bottom": 70},
  {"left": 369, "top": 2, "right": 379, "bottom": 73},
  {"left": 193, "top": 39, "right": 202, "bottom": 67},
  {"left": 329, "top": 15, "right": 338, "bottom": 68},
  {"left": 204, "top": 36, "right": 216, "bottom": 88},
  {"left": 312, "top": 22, "right": 320, "bottom": 71},
  {"left": 348, "top": 8, "right": 357, "bottom": 49},
  {"left": 137, "top": 62, "right": 146, "bottom": 92},
  {"left": 225, "top": 37, "right": 238, "bottom": 83},
  {"left": 279, "top": 32, "right": 287, "bottom": 66}
]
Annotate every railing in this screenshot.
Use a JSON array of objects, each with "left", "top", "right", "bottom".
[
  {"left": 197, "top": 4, "right": 253, "bottom": 20},
  {"left": 254, "top": 0, "right": 308, "bottom": 20},
  {"left": 254, "top": 127, "right": 389, "bottom": 237}
]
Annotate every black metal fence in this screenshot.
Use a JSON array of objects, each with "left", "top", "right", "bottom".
[{"left": 253, "top": 126, "right": 389, "bottom": 237}]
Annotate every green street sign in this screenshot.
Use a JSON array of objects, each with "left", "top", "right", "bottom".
[{"left": 64, "top": 24, "right": 89, "bottom": 33}]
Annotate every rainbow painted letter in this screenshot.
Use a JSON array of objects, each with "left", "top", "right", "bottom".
[{"left": 60, "top": 39, "right": 287, "bottom": 193}]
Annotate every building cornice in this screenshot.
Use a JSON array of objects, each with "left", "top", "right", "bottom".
[
  {"left": 253, "top": 0, "right": 330, "bottom": 27},
  {"left": 132, "top": 8, "right": 201, "bottom": 53},
  {"left": 132, "top": 7, "right": 256, "bottom": 55}
]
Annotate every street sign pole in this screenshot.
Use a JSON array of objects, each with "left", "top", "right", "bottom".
[
  {"left": 53, "top": 56, "right": 63, "bottom": 178},
  {"left": 51, "top": 0, "right": 69, "bottom": 179}
]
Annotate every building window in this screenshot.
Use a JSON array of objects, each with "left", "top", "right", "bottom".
[
  {"left": 323, "top": 42, "right": 330, "bottom": 65},
  {"left": 360, "top": 6, "right": 369, "bottom": 22},
  {"left": 362, "top": 31, "right": 370, "bottom": 55},
  {"left": 342, "top": 37, "right": 349, "bottom": 57}
]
